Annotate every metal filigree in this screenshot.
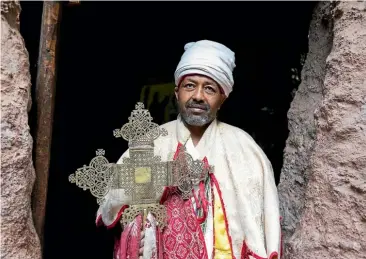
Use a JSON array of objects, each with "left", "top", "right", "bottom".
[
  {"left": 69, "top": 149, "right": 113, "bottom": 205},
  {"left": 113, "top": 102, "right": 168, "bottom": 148},
  {"left": 69, "top": 101, "right": 212, "bottom": 230},
  {"left": 171, "top": 145, "right": 212, "bottom": 199},
  {"left": 121, "top": 204, "right": 167, "bottom": 229},
  {"left": 107, "top": 150, "right": 171, "bottom": 205}
]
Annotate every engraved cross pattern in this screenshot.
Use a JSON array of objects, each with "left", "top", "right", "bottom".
[
  {"left": 109, "top": 148, "right": 173, "bottom": 205},
  {"left": 69, "top": 102, "right": 211, "bottom": 229}
]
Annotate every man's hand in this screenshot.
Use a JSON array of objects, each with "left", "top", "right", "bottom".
[{"left": 139, "top": 231, "right": 145, "bottom": 259}]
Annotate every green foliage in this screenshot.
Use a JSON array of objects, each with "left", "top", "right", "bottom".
[{"left": 139, "top": 82, "right": 178, "bottom": 123}]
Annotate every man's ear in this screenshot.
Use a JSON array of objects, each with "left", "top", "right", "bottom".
[
  {"left": 220, "top": 95, "right": 227, "bottom": 107},
  {"left": 174, "top": 86, "right": 179, "bottom": 100}
]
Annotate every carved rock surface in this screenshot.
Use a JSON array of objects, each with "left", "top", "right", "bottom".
[
  {"left": 278, "top": 1, "right": 333, "bottom": 242},
  {"left": 0, "top": 1, "right": 41, "bottom": 259},
  {"left": 279, "top": 1, "right": 366, "bottom": 258}
]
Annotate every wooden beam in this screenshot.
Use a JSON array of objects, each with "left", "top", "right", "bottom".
[
  {"left": 67, "top": 0, "right": 81, "bottom": 6},
  {"left": 32, "top": 1, "right": 62, "bottom": 248}
]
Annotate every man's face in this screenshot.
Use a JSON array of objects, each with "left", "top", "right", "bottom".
[{"left": 175, "top": 74, "right": 226, "bottom": 127}]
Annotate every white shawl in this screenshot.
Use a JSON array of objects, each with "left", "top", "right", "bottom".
[{"left": 97, "top": 116, "right": 281, "bottom": 259}]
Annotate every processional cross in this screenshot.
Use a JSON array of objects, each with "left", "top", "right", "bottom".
[{"left": 69, "top": 102, "right": 212, "bottom": 230}]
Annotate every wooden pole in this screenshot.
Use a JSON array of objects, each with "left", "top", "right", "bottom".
[{"left": 32, "top": 1, "right": 62, "bottom": 248}]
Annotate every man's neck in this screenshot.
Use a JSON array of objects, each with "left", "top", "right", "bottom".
[{"left": 185, "top": 123, "right": 210, "bottom": 147}]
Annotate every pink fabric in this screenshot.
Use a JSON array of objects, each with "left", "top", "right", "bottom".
[
  {"left": 160, "top": 143, "right": 208, "bottom": 259},
  {"left": 162, "top": 194, "right": 208, "bottom": 259},
  {"left": 113, "top": 195, "right": 207, "bottom": 259},
  {"left": 112, "top": 143, "right": 208, "bottom": 259},
  {"left": 116, "top": 214, "right": 142, "bottom": 259}
]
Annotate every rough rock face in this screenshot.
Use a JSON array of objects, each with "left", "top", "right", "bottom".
[
  {"left": 0, "top": 1, "right": 42, "bottom": 259},
  {"left": 278, "top": 1, "right": 366, "bottom": 258},
  {"left": 278, "top": 1, "right": 334, "bottom": 242}
]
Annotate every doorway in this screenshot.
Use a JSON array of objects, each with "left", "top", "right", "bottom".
[{"left": 20, "top": 1, "right": 315, "bottom": 258}]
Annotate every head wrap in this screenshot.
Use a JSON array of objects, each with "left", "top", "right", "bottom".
[{"left": 174, "top": 40, "right": 236, "bottom": 97}]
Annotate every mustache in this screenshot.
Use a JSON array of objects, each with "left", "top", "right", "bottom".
[{"left": 185, "top": 100, "right": 210, "bottom": 111}]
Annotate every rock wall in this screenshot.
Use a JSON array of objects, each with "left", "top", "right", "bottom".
[
  {"left": 278, "top": 1, "right": 366, "bottom": 258},
  {"left": 278, "top": 0, "right": 334, "bottom": 242},
  {"left": 0, "top": 1, "right": 42, "bottom": 259}
]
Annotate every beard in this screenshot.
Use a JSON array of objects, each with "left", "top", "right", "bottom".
[{"left": 178, "top": 99, "right": 217, "bottom": 126}]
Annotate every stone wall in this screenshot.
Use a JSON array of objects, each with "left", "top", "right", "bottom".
[
  {"left": 278, "top": 1, "right": 366, "bottom": 258},
  {"left": 0, "top": 1, "right": 42, "bottom": 259}
]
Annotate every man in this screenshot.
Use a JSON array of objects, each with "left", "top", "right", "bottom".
[{"left": 96, "top": 40, "right": 281, "bottom": 259}]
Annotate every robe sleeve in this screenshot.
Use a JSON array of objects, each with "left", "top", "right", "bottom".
[
  {"left": 95, "top": 149, "right": 131, "bottom": 228},
  {"left": 262, "top": 155, "right": 282, "bottom": 259}
]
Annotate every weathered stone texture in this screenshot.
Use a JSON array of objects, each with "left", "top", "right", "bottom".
[
  {"left": 278, "top": 1, "right": 334, "bottom": 241},
  {"left": 279, "top": 1, "right": 366, "bottom": 258},
  {"left": 1, "top": 1, "right": 41, "bottom": 259}
]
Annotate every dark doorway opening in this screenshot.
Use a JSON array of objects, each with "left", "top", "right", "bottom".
[{"left": 20, "top": 1, "right": 316, "bottom": 259}]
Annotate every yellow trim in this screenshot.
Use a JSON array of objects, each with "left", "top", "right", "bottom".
[{"left": 213, "top": 187, "right": 232, "bottom": 259}]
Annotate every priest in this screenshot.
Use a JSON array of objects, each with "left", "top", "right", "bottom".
[{"left": 97, "top": 40, "right": 282, "bottom": 259}]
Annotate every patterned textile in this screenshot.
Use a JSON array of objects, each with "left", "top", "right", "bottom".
[
  {"left": 97, "top": 115, "right": 281, "bottom": 259},
  {"left": 162, "top": 194, "right": 208, "bottom": 259},
  {"left": 116, "top": 214, "right": 142, "bottom": 259},
  {"left": 110, "top": 143, "right": 209, "bottom": 259}
]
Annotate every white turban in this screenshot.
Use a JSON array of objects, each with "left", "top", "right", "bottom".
[{"left": 174, "top": 40, "right": 236, "bottom": 97}]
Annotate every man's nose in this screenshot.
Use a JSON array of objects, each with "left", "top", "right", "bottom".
[{"left": 192, "top": 87, "right": 205, "bottom": 101}]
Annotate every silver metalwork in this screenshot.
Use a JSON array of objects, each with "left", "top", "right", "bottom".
[
  {"left": 68, "top": 149, "right": 114, "bottom": 205},
  {"left": 170, "top": 145, "right": 213, "bottom": 200},
  {"left": 69, "top": 102, "right": 211, "bottom": 230},
  {"left": 113, "top": 102, "right": 168, "bottom": 147}
]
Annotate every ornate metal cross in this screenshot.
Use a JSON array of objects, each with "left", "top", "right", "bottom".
[{"left": 69, "top": 102, "right": 211, "bottom": 230}]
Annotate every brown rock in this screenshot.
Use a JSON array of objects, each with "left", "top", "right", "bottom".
[
  {"left": 278, "top": 0, "right": 334, "bottom": 242},
  {"left": 279, "top": 1, "right": 366, "bottom": 258},
  {"left": 0, "top": 1, "right": 41, "bottom": 259}
]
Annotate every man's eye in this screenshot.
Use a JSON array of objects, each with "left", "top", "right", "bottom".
[
  {"left": 205, "top": 86, "right": 216, "bottom": 93},
  {"left": 184, "top": 83, "right": 195, "bottom": 89}
]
